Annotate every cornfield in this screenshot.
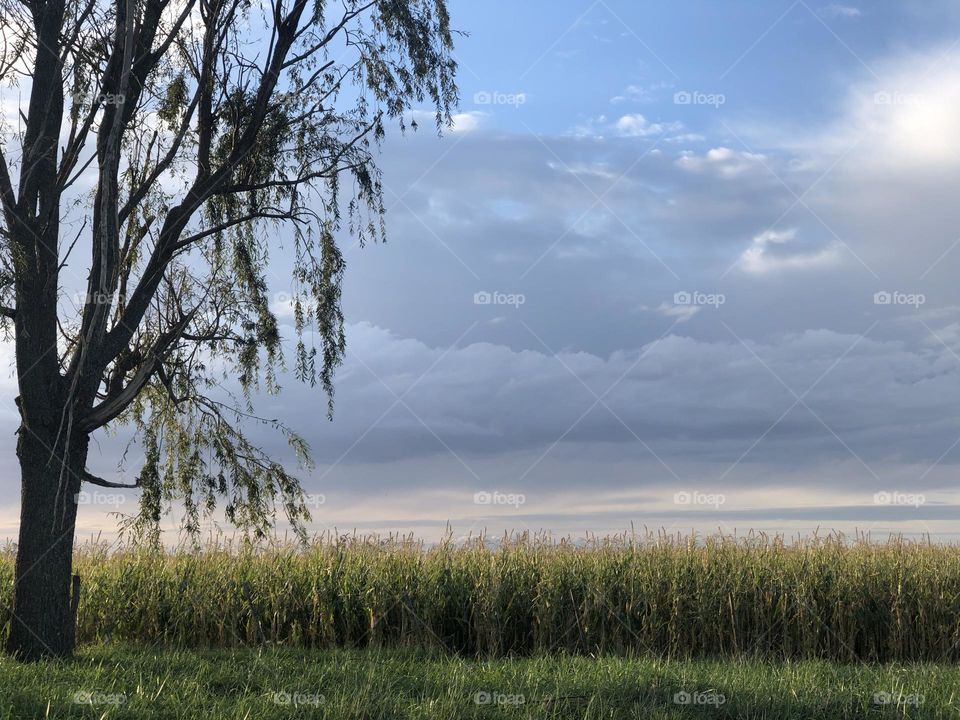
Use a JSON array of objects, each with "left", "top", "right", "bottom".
[{"left": 2, "top": 531, "right": 958, "bottom": 662}]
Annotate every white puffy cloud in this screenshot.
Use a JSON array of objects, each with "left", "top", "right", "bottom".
[
  {"left": 449, "top": 111, "right": 488, "bottom": 133},
  {"left": 570, "top": 113, "right": 690, "bottom": 141},
  {"left": 676, "top": 147, "right": 768, "bottom": 178},
  {"left": 739, "top": 229, "right": 842, "bottom": 274},
  {"left": 614, "top": 113, "right": 683, "bottom": 137}
]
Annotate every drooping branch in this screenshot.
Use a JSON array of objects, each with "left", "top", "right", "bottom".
[{"left": 92, "top": 0, "right": 314, "bottom": 375}]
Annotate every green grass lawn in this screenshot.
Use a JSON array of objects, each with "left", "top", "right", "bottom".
[{"left": 0, "top": 646, "right": 956, "bottom": 719}]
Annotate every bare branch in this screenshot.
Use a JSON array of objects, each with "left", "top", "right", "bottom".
[{"left": 82, "top": 470, "right": 139, "bottom": 489}]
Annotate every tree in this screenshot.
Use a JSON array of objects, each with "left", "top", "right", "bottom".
[{"left": 0, "top": 0, "right": 457, "bottom": 660}]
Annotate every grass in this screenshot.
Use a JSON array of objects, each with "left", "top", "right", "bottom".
[
  {"left": 2, "top": 532, "right": 959, "bottom": 662},
  {"left": 0, "top": 645, "right": 957, "bottom": 719}
]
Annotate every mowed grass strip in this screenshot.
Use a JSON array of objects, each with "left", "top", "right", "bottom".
[
  {"left": 0, "top": 645, "right": 957, "bottom": 719},
  {"left": 2, "top": 533, "right": 959, "bottom": 661}
]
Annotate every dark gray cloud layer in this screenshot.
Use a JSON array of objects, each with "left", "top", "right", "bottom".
[{"left": 6, "top": 42, "right": 960, "bottom": 540}]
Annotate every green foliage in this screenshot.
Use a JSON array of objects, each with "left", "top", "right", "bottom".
[
  {"left": 156, "top": 73, "right": 189, "bottom": 130},
  {"left": 0, "top": 0, "right": 460, "bottom": 541},
  {"left": 47, "top": 0, "right": 461, "bottom": 540}
]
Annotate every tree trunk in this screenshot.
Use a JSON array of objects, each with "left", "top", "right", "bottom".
[{"left": 6, "top": 426, "right": 86, "bottom": 660}]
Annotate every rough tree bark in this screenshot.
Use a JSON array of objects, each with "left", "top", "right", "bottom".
[{"left": 7, "top": 429, "right": 87, "bottom": 660}]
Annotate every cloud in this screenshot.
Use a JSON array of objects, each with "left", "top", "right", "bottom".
[
  {"left": 8, "top": 35, "right": 960, "bottom": 541},
  {"left": 648, "top": 302, "right": 700, "bottom": 322},
  {"left": 757, "top": 46, "right": 960, "bottom": 172},
  {"left": 614, "top": 113, "right": 684, "bottom": 137},
  {"left": 610, "top": 82, "right": 670, "bottom": 104},
  {"left": 838, "top": 67, "right": 960, "bottom": 169},
  {"left": 729, "top": 45, "right": 960, "bottom": 280},
  {"left": 406, "top": 109, "right": 487, "bottom": 134},
  {"left": 270, "top": 320, "right": 960, "bottom": 480},
  {"left": 675, "top": 147, "right": 767, "bottom": 178},
  {"left": 818, "top": 4, "right": 862, "bottom": 18},
  {"left": 570, "top": 113, "right": 690, "bottom": 141},
  {"left": 449, "top": 111, "right": 488, "bottom": 133},
  {"left": 663, "top": 133, "right": 706, "bottom": 144},
  {"left": 738, "top": 229, "right": 842, "bottom": 274}
]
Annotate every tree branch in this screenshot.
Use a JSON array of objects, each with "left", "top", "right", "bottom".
[
  {"left": 98, "top": 0, "right": 312, "bottom": 372},
  {"left": 82, "top": 470, "right": 140, "bottom": 489}
]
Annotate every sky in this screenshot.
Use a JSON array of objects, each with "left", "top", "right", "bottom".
[{"left": 6, "top": 0, "right": 960, "bottom": 543}]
